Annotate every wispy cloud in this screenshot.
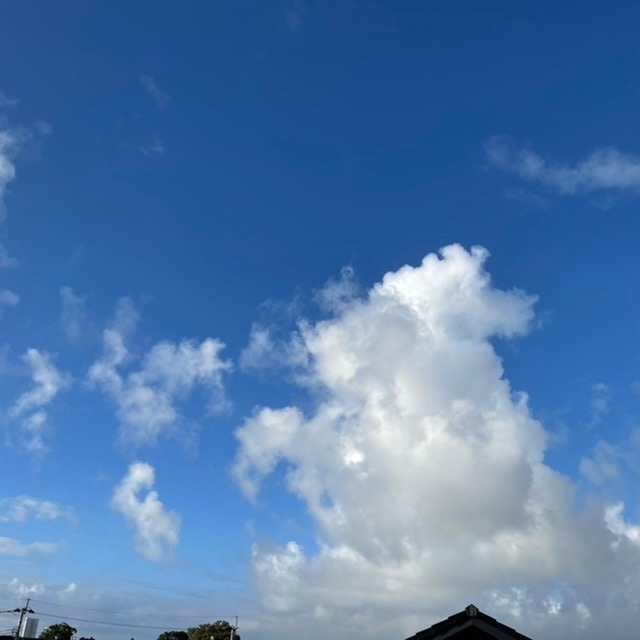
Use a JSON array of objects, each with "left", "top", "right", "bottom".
[
  {"left": 0, "top": 243, "right": 18, "bottom": 269},
  {"left": 580, "top": 440, "right": 620, "bottom": 485},
  {"left": 286, "top": 6, "right": 304, "bottom": 33},
  {"left": 88, "top": 298, "right": 232, "bottom": 447},
  {"left": 0, "top": 129, "right": 20, "bottom": 223},
  {"left": 59, "top": 286, "right": 88, "bottom": 342},
  {"left": 0, "top": 537, "right": 57, "bottom": 557},
  {"left": 0, "top": 97, "right": 51, "bottom": 270},
  {"left": 8, "top": 578, "right": 44, "bottom": 597},
  {"left": 140, "top": 134, "right": 165, "bottom": 156},
  {"left": 111, "top": 462, "right": 181, "bottom": 562},
  {"left": 485, "top": 135, "right": 640, "bottom": 195},
  {"left": 0, "top": 91, "right": 18, "bottom": 110},
  {"left": 0, "top": 119, "right": 51, "bottom": 224},
  {"left": 0, "top": 496, "right": 75, "bottom": 523},
  {"left": 12, "top": 350, "right": 71, "bottom": 417},
  {"left": 241, "top": 268, "right": 360, "bottom": 373},
  {"left": 0, "top": 289, "right": 19, "bottom": 319},
  {"left": 605, "top": 502, "right": 640, "bottom": 547},
  {"left": 10, "top": 349, "right": 71, "bottom": 455},
  {"left": 140, "top": 75, "right": 171, "bottom": 109}
]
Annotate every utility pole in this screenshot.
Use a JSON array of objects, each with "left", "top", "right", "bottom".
[{"left": 14, "top": 599, "right": 34, "bottom": 638}]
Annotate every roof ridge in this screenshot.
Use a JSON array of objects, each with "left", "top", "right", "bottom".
[{"left": 405, "top": 604, "right": 534, "bottom": 640}]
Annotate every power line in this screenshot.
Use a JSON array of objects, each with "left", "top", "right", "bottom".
[
  {"left": 38, "top": 612, "right": 239, "bottom": 633},
  {"left": 7, "top": 600, "right": 240, "bottom": 635},
  {"left": 37, "top": 612, "right": 189, "bottom": 631},
  {"left": 29, "top": 600, "right": 236, "bottom": 620}
]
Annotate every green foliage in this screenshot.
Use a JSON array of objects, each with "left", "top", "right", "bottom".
[
  {"left": 39, "top": 622, "right": 77, "bottom": 640},
  {"left": 157, "top": 632, "right": 189, "bottom": 640},
  {"left": 187, "top": 621, "right": 239, "bottom": 640}
]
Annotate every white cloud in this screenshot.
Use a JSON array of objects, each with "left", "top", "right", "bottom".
[
  {"left": 111, "top": 461, "right": 181, "bottom": 562},
  {"left": 233, "top": 244, "right": 640, "bottom": 640},
  {"left": 0, "top": 91, "right": 18, "bottom": 110},
  {"left": 89, "top": 298, "right": 232, "bottom": 446},
  {"left": 314, "top": 266, "right": 360, "bottom": 313},
  {"left": 0, "top": 289, "right": 18, "bottom": 306},
  {"left": 580, "top": 441, "right": 620, "bottom": 486},
  {"left": 485, "top": 135, "right": 640, "bottom": 195},
  {"left": 240, "top": 325, "right": 279, "bottom": 372},
  {"left": 240, "top": 294, "right": 308, "bottom": 374},
  {"left": 604, "top": 502, "right": 640, "bottom": 547},
  {"left": 0, "top": 111, "right": 50, "bottom": 267},
  {"left": 0, "top": 537, "right": 57, "bottom": 557},
  {"left": 140, "top": 134, "right": 165, "bottom": 156},
  {"left": 240, "top": 325, "right": 308, "bottom": 374},
  {"left": 0, "top": 243, "right": 17, "bottom": 269},
  {"left": 0, "top": 129, "right": 19, "bottom": 223},
  {"left": 18, "top": 410, "right": 49, "bottom": 455},
  {"left": 59, "top": 286, "right": 88, "bottom": 342},
  {"left": 9, "top": 349, "right": 71, "bottom": 454},
  {"left": 0, "top": 289, "right": 19, "bottom": 318},
  {"left": 8, "top": 578, "right": 45, "bottom": 597},
  {"left": 0, "top": 496, "right": 75, "bottom": 523},
  {"left": 12, "top": 349, "right": 71, "bottom": 416},
  {"left": 140, "top": 75, "right": 171, "bottom": 109},
  {"left": 0, "top": 118, "right": 49, "bottom": 223}
]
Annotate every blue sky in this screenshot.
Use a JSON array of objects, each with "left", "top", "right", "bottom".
[{"left": 0, "top": 2, "right": 638, "bottom": 640}]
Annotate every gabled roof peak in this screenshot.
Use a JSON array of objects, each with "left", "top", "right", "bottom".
[{"left": 405, "top": 603, "right": 533, "bottom": 640}]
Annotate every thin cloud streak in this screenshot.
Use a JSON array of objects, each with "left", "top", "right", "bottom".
[
  {"left": 0, "top": 537, "right": 57, "bottom": 557},
  {"left": 0, "top": 129, "right": 19, "bottom": 223},
  {"left": 485, "top": 135, "right": 640, "bottom": 195},
  {"left": 140, "top": 75, "right": 172, "bottom": 109},
  {"left": 0, "top": 496, "right": 75, "bottom": 523},
  {"left": 0, "top": 243, "right": 18, "bottom": 268},
  {"left": 59, "top": 286, "right": 88, "bottom": 343},
  {"left": 0, "top": 289, "right": 19, "bottom": 318}
]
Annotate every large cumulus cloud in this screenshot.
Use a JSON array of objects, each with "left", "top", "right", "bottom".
[{"left": 234, "top": 245, "right": 640, "bottom": 640}]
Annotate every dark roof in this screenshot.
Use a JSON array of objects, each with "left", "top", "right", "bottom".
[{"left": 405, "top": 605, "right": 533, "bottom": 640}]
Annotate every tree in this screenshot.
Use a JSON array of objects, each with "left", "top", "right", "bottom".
[
  {"left": 157, "top": 632, "right": 188, "bottom": 640},
  {"left": 39, "top": 623, "right": 77, "bottom": 640},
  {"left": 187, "top": 621, "right": 239, "bottom": 640}
]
